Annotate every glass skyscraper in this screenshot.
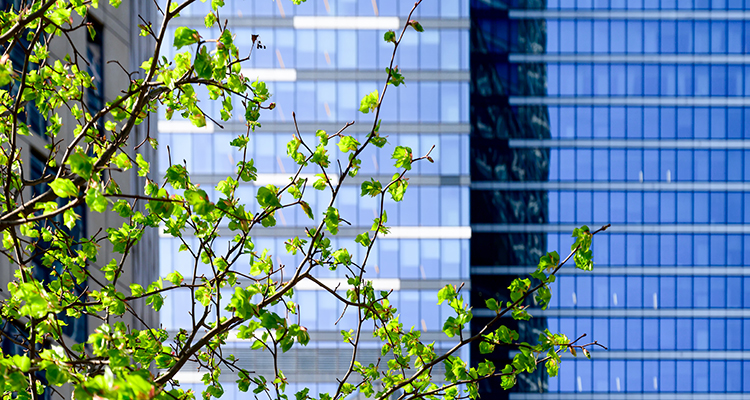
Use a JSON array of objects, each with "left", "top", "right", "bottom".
[
  {"left": 158, "top": 0, "right": 471, "bottom": 396},
  {"left": 471, "top": 0, "right": 750, "bottom": 398}
]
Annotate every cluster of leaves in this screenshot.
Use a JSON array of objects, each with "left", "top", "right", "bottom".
[{"left": 0, "top": 0, "right": 607, "bottom": 400}]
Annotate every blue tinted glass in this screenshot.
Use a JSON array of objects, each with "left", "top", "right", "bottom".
[
  {"left": 694, "top": 361, "right": 709, "bottom": 392},
  {"left": 610, "top": 318, "right": 626, "bottom": 349},
  {"left": 660, "top": 318, "right": 676, "bottom": 349},
  {"left": 611, "top": 21, "right": 626, "bottom": 52},
  {"left": 625, "top": 361, "right": 642, "bottom": 391},
  {"left": 661, "top": 361, "right": 676, "bottom": 392},
  {"left": 676, "top": 360, "right": 693, "bottom": 392}
]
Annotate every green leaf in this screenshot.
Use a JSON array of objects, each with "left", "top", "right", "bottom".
[
  {"left": 190, "top": 112, "right": 206, "bottom": 127},
  {"left": 286, "top": 136, "right": 305, "bottom": 164},
  {"left": 311, "top": 145, "right": 330, "bottom": 167},
  {"left": 165, "top": 164, "right": 190, "bottom": 189},
  {"left": 485, "top": 298, "right": 499, "bottom": 312},
  {"left": 535, "top": 284, "right": 552, "bottom": 310},
  {"left": 136, "top": 153, "right": 150, "bottom": 176},
  {"left": 383, "top": 30, "right": 396, "bottom": 43},
  {"left": 392, "top": 146, "right": 413, "bottom": 170},
  {"left": 359, "top": 90, "right": 379, "bottom": 114},
  {"left": 337, "top": 136, "right": 359, "bottom": 153},
  {"left": 184, "top": 189, "right": 214, "bottom": 215},
  {"left": 148, "top": 197, "right": 174, "bottom": 219},
  {"left": 50, "top": 179, "right": 79, "bottom": 198},
  {"left": 166, "top": 271, "right": 183, "bottom": 285},
  {"left": 231, "top": 135, "right": 250, "bottom": 149},
  {"left": 204, "top": 12, "right": 217, "bottom": 27},
  {"left": 324, "top": 207, "right": 340, "bottom": 235},
  {"left": 261, "top": 213, "right": 277, "bottom": 227},
  {"left": 316, "top": 129, "right": 328, "bottom": 145},
  {"left": 360, "top": 179, "right": 382, "bottom": 197},
  {"left": 195, "top": 46, "right": 213, "bottom": 79},
  {"left": 408, "top": 20, "right": 424, "bottom": 32},
  {"left": 386, "top": 66, "right": 406, "bottom": 87},
  {"left": 437, "top": 285, "right": 456, "bottom": 305},
  {"left": 538, "top": 251, "right": 560, "bottom": 272},
  {"left": 113, "top": 152, "right": 132, "bottom": 170},
  {"left": 312, "top": 173, "right": 329, "bottom": 190},
  {"left": 85, "top": 188, "right": 108, "bottom": 213},
  {"left": 477, "top": 361, "right": 495, "bottom": 376},
  {"left": 479, "top": 340, "right": 494, "bottom": 354},
  {"left": 354, "top": 232, "right": 370, "bottom": 247},
  {"left": 174, "top": 27, "right": 201, "bottom": 49},
  {"left": 12, "top": 355, "right": 31, "bottom": 372},
  {"left": 130, "top": 283, "right": 145, "bottom": 297},
  {"left": 545, "top": 351, "right": 560, "bottom": 377},
  {"left": 387, "top": 176, "right": 408, "bottom": 202},
  {"left": 508, "top": 278, "right": 531, "bottom": 303},
  {"left": 256, "top": 186, "right": 282, "bottom": 209},
  {"left": 300, "top": 201, "right": 314, "bottom": 220},
  {"left": 68, "top": 150, "right": 93, "bottom": 180},
  {"left": 332, "top": 249, "right": 351, "bottom": 265},
  {"left": 497, "top": 325, "right": 519, "bottom": 344},
  {"left": 147, "top": 293, "right": 164, "bottom": 311}
]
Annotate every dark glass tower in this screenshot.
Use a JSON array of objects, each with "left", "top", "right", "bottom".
[
  {"left": 471, "top": 0, "right": 750, "bottom": 398},
  {"left": 470, "top": 0, "right": 550, "bottom": 397}
]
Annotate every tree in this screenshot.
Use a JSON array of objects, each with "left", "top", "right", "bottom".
[{"left": 0, "top": 0, "right": 609, "bottom": 399}]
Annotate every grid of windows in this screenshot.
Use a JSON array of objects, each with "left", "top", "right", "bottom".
[
  {"left": 521, "top": 0, "right": 750, "bottom": 10},
  {"left": 159, "top": 80, "right": 470, "bottom": 123},
  {"left": 549, "top": 358, "right": 749, "bottom": 393},
  {"left": 547, "top": 276, "right": 750, "bottom": 309},
  {"left": 545, "top": 20, "right": 750, "bottom": 54},
  {"left": 159, "top": 132, "right": 470, "bottom": 175},
  {"left": 540, "top": 107, "right": 750, "bottom": 138},
  {"left": 159, "top": 0, "right": 470, "bottom": 390},
  {"left": 178, "top": 0, "right": 470, "bottom": 17},
  {"left": 471, "top": 0, "right": 750, "bottom": 398}
]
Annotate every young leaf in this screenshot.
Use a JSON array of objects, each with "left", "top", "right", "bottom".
[
  {"left": 49, "top": 179, "right": 79, "bottom": 198},
  {"left": 68, "top": 150, "right": 93, "bottom": 180},
  {"left": 256, "top": 186, "right": 282, "bottom": 209},
  {"left": 337, "top": 136, "right": 359, "bottom": 153},
  {"left": 408, "top": 20, "right": 424, "bottom": 32},
  {"left": 174, "top": 27, "right": 201, "bottom": 49},
  {"left": 383, "top": 30, "right": 396, "bottom": 43},
  {"left": 184, "top": 189, "right": 215, "bottom": 215},
  {"left": 300, "top": 201, "right": 314, "bottom": 220},
  {"left": 359, "top": 90, "right": 379, "bottom": 114},
  {"left": 324, "top": 207, "right": 340, "bottom": 235}
]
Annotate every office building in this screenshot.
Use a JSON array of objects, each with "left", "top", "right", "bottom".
[
  {"left": 158, "top": 0, "right": 471, "bottom": 396},
  {"left": 471, "top": 0, "right": 750, "bottom": 398},
  {"left": 0, "top": 0, "right": 159, "bottom": 397}
]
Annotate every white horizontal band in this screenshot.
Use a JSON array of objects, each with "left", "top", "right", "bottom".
[
  {"left": 510, "top": 53, "right": 750, "bottom": 64},
  {"left": 241, "top": 68, "right": 297, "bottom": 82},
  {"left": 472, "top": 223, "right": 750, "bottom": 234},
  {"left": 472, "top": 181, "right": 750, "bottom": 192},
  {"left": 159, "top": 226, "right": 471, "bottom": 239},
  {"left": 474, "top": 308, "right": 750, "bottom": 318},
  {"left": 509, "top": 9, "right": 750, "bottom": 20},
  {"left": 508, "top": 139, "right": 750, "bottom": 149},
  {"left": 293, "top": 16, "right": 399, "bottom": 30},
  {"left": 294, "top": 277, "right": 400, "bottom": 291},
  {"left": 253, "top": 173, "right": 339, "bottom": 187},
  {"left": 473, "top": 266, "right": 750, "bottom": 276},
  {"left": 509, "top": 96, "right": 750, "bottom": 106},
  {"left": 157, "top": 120, "right": 214, "bottom": 133},
  {"left": 385, "top": 226, "right": 471, "bottom": 239},
  {"left": 511, "top": 393, "right": 749, "bottom": 400}
]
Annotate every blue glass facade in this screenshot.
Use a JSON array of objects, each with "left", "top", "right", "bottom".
[
  {"left": 158, "top": 0, "right": 471, "bottom": 395},
  {"left": 471, "top": 0, "right": 750, "bottom": 398}
]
